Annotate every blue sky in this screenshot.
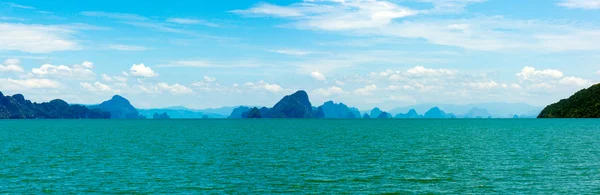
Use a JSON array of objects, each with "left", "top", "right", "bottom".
[{"left": 0, "top": 0, "right": 599, "bottom": 110}]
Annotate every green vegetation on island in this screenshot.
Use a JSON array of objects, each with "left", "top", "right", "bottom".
[
  {"left": 0, "top": 91, "right": 110, "bottom": 119},
  {"left": 538, "top": 83, "right": 600, "bottom": 118}
]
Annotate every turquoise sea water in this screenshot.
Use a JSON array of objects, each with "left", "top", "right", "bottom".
[{"left": 1, "top": 119, "right": 600, "bottom": 194}]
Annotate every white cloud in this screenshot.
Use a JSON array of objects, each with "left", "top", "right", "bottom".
[
  {"left": 386, "top": 94, "right": 417, "bottom": 103},
  {"left": 158, "top": 60, "right": 216, "bottom": 68},
  {"left": 113, "top": 76, "right": 128, "bottom": 83},
  {"left": 0, "top": 78, "right": 60, "bottom": 89},
  {"left": 0, "top": 23, "right": 79, "bottom": 53},
  {"left": 311, "top": 72, "right": 326, "bottom": 81},
  {"left": 370, "top": 66, "right": 455, "bottom": 82},
  {"left": 529, "top": 83, "right": 555, "bottom": 90},
  {"left": 135, "top": 84, "right": 152, "bottom": 94},
  {"left": 447, "top": 24, "right": 470, "bottom": 31},
  {"left": 167, "top": 18, "right": 200, "bottom": 24},
  {"left": 30, "top": 61, "right": 95, "bottom": 80},
  {"left": 559, "top": 76, "right": 593, "bottom": 87},
  {"left": 102, "top": 74, "right": 112, "bottom": 82},
  {"left": 80, "top": 82, "right": 116, "bottom": 93},
  {"left": 385, "top": 85, "right": 414, "bottom": 91},
  {"left": 232, "top": 1, "right": 417, "bottom": 30},
  {"left": 130, "top": 63, "right": 158, "bottom": 77},
  {"left": 313, "top": 86, "right": 345, "bottom": 97},
  {"left": 335, "top": 80, "right": 346, "bottom": 86},
  {"left": 510, "top": 84, "right": 522, "bottom": 89},
  {"left": 166, "top": 18, "right": 219, "bottom": 27},
  {"left": 191, "top": 81, "right": 229, "bottom": 92},
  {"left": 370, "top": 69, "right": 396, "bottom": 78},
  {"left": 155, "top": 82, "right": 193, "bottom": 95},
  {"left": 0, "top": 59, "right": 24, "bottom": 72},
  {"left": 203, "top": 76, "right": 216, "bottom": 83},
  {"left": 388, "top": 74, "right": 405, "bottom": 82},
  {"left": 80, "top": 11, "right": 147, "bottom": 20},
  {"left": 0, "top": 16, "right": 25, "bottom": 21},
  {"left": 397, "top": 83, "right": 436, "bottom": 92},
  {"left": 354, "top": 84, "right": 378, "bottom": 96},
  {"left": 534, "top": 31, "right": 600, "bottom": 52},
  {"left": 122, "top": 21, "right": 224, "bottom": 37},
  {"left": 3, "top": 2, "right": 35, "bottom": 9},
  {"left": 464, "top": 80, "right": 500, "bottom": 90},
  {"left": 269, "top": 49, "right": 311, "bottom": 56},
  {"left": 157, "top": 60, "right": 261, "bottom": 68},
  {"left": 235, "top": 1, "right": 600, "bottom": 52},
  {"left": 406, "top": 66, "right": 456, "bottom": 77},
  {"left": 102, "top": 74, "right": 128, "bottom": 83},
  {"left": 558, "top": 0, "right": 600, "bottom": 9},
  {"left": 109, "top": 44, "right": 149, "bottom": 51},
  {"left": 418, "top": 0, "right": 487, "bottom": 13},
  {"left": 245, "top": 80, "right": 284, "bottom": 93},
  {"left": 385, "top": 85, "right": 401, "bottom": 91},
  {"left": 384, "top": 17, "right": 600, "bottom": 51},
  {"left": 230, "top": 3, "right": 304, "bottom": 17},
  {"left": 264, "top": 83, "right": 283, "bottom": 92},
  {"left": 81, "top": 61, "right": 94, "bottom": 69},
  {"left": 517, "top": 66, "right": 564, "bottom": 81},
  {"left": 512, "top": 66, "right": 595, "bottom": 94}
]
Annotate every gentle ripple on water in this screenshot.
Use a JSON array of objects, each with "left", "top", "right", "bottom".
[{"left": 1, "top": 119, "right": 600, "bottom": 194}]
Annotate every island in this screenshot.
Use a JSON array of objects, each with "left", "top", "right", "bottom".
[{"left": 538, "top": 83, "right": 600, "bottom": 118}]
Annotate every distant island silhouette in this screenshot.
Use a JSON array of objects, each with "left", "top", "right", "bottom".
[
  {"left": 0, "top": 90, "right": 547, "bottom": 119},
  {"left": 227, "top": 91, "right": 516, "bottom": 119},
  {"left": 0, "top": 91, "right": 109, "bottom": 119}
]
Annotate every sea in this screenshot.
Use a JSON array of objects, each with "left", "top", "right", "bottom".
[{"left": 1, "top": 119, "right": 600, "bottom": 194}]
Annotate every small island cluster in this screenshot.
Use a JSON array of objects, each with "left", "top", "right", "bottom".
[
  {"left": 1, "top": 81, "right": 596, "bottom": 120},
  {"left": 0, "top": 91, "right": 110, "bottom": 119},
  {"left": 227, "top": 91, "right": 457, "bottom": 119}
]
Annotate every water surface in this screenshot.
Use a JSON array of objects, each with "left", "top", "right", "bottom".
[{"left": 1, "top": 119, "right": 599, "bottom": 193}]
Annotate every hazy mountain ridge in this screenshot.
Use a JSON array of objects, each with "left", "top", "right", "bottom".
[
  {"left": 161, "top": 106, "right": 238, "bottom": 117},
  {"left": 389, "top": 102, "right": 542, "bottom": 118},
  {"left": 138, "top": 108, "right": 226, "bottom": 119},
  {"left": 461, "top": 107, "right": 492, "bottom": 118}
]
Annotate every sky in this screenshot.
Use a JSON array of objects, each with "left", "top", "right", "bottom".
[{"left": 0, "top": 0, "right": 599, "bottom": 110}]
